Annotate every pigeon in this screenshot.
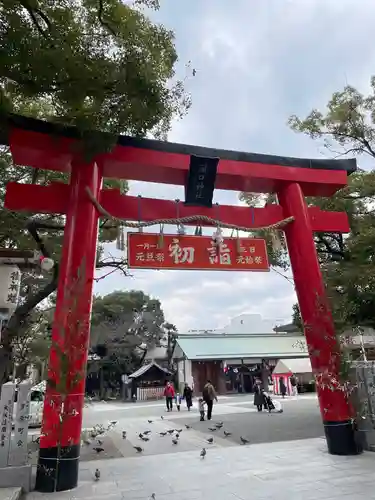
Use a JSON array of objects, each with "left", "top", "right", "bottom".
[
  {"left": 97, "top": 439, "right": 103, "bottom": 446},
  {"left": 215, "top": 423, "right": 223, "bottom": 429},
  {"left": 139, "top": 433, "right": 144, "bottom": 439},
  {"left": 94, "top": 468, "right": 100, "bottom": 481},
  {"left": 159, "top": 432, "right": 167, "bottom": 436},
  {"left": 175, "top": 429, "right": 183, "bottom": 433},
  {"left": 134, "top": 446, "right": 143, "bottom": 453},
  {"left": 206, "top": 437, "right": 213, "bottom": 444},
  {"left": 150, "top": 494, "right": 156, "bottom": 500},
  {"left": 240, "top": 436, "right": 249, "bottom": 445},
  {"left": 208, "top": 427, "right": 217, "bottom": 432},
  {"left": 143, "top": 430, "right": 152, "bottom": 435},
  {"left": 185, "top": 424, "right": 191, "bottom": 429},
  {"left": 223, "top": 431, "right": 232, "bottom": 437},
  {"left": 93, "top": 447, "right": 104, "bottom": 453},
  {"left": 172, "top": 438, "right": 178, "bottom": 445},
  {"left": 148, "top": 420, "right": 153, "bottom": 424},
  {"left": 141, "top": 436, "right": 150, "bottom": 442},
  {"left": 83, "top": 439, "right": 91, "bottom": 446},
  {"left": 110, "top": 421, "right": 118, "bottom": 426},
  {"left": 175, "top": 433, "right": 179, "bottom": 439},
  {"left": 161, "top": 416, "right": 164, "bottom": 420},
  {"left": 167, "top": 429, "right": 174, "bottom": 434},
  {"left": 200, "top": 448, "right": 206, "bottom": 459},
  {"left": 122, "top": 431, "right": 127, "bottom": 439}
]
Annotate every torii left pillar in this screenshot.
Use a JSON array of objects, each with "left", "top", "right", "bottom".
[{"left": 35, "top": 159, "right": 102, "bottom": 492}]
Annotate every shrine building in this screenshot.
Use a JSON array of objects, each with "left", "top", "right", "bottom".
[{"left": 173, "top": 314, "right": 308, "bottom": 394}]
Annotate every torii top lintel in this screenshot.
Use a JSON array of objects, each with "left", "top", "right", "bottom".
[{"left": 5, "top": 114, "right": 356, "bottom": 196}]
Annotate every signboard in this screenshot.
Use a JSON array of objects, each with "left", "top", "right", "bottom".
[
  {"left": 184, "top": 155, "right": 219, "bottom": 207},
  {"left": 127, "top": 233, "right": 270, "bottom": 271}
]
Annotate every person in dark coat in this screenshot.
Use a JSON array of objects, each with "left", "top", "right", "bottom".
[
  {"left": 290, "top": 374, "right": 298, "bottom": 396},
  {"left": 183, "top": 382, "right": 193, "bottom": 411},
  {"left": 253, "top": 379, "right": 264, "bottom": 412},
  {"left": 279, "top": 377, "right": 287, "bottom": 398},
  {"left": 202, "top": 380, "right": 218, "bottom": 420}
]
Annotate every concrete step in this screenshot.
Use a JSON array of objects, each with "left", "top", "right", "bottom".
[{"left": 0, "top": 488, "right": 22, "bottom": 500}]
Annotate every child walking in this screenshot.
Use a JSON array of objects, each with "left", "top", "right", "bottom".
[
  {"left": 198, "top": 397, "right": 205, "bottom": 421},
  {"left": 175, "top": 392, "right": 182, "bottom": 411}
]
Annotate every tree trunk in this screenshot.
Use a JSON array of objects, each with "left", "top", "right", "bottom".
[
  {"left": 15, "top": 363, "right": 29, "bottom": 380},
  {"left": 99, "top": 366, "right": 104, "bottom": 400},
  {"left": 0, "top": 344, "right": 13, "bottom": 385},
  {"left": 0, "top": 273, "right": 58, "bottom": 388}
]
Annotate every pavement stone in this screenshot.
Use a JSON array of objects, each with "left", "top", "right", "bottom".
[
  {"left": 26, "top": 438, "right": 375, "bottom": 500},
  {"left": 0, "top": 488, "right": 22, "bottom": 500}
]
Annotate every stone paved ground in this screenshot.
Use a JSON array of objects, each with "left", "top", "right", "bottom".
[
  {"left": 27, "top": 395, "right": 323, "bottom": 462},
  {"left": 172, "top": 396, "right": 323, "bottom": 446},
  {"left": 73, "top": 396, "right": 323, "bottom": 459},
  {"left": 27, "top": 438, "right": 375, "bottom": 500}
]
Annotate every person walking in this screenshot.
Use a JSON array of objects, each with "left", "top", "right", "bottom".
[
  {"left": 183, "top": 382, "right": 193, "bottom": 411},
  {"left": 279, "top": 376, "right": 287, "bottom": 398},
  {"left": 202, "top": 380, "right": 218, "bottom": 420},
  {"left": 253, "top": 378, "right": 264, "bottom": 412},
  {"left": 164, "top": 381, "right": 175, "bottom": 412},
  {"left": 175, "top": 391, "right": 182, "bottom": 411},
  {"left": 290, "top": 374, "right": 298, "bottom": 396},
  {"left": 198, "top": 397, "right": 205, "bottom": 421}
]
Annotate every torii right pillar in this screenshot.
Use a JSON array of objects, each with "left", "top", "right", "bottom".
[{"left": 278, "top": 182, "right": 361, "bottom": 455}]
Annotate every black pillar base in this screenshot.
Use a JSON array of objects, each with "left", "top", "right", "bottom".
[
  {"left": 35, "top": 444, "right": 80, "bottom": 492},
  {"left": 324, "top": 420, "right": 363, "bottom": 456}
]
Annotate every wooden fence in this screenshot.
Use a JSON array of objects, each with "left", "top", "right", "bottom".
[{"left": 137, "top": 386, "right": 165, "bottom": 401}]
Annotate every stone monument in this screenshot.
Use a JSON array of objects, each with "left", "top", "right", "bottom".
[{"left": 0, "top": 381, "right": 32, "bottom": 492}]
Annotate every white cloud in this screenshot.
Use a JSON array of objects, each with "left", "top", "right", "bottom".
[{"left": 95, "top": 0, "right": 375, "bottom": 332}]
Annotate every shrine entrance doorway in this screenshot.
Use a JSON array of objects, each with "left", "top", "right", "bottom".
[{"left": 3, "top": 115, "right": 361, "bottom": 492}]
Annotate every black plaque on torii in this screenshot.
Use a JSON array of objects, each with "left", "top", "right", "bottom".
[{"left": 184, "top": 155, "right": 219, "bottom": 208}]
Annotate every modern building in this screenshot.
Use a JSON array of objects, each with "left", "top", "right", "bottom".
[
  {"left": 174, "top": 314, "right": 309, "bottom": 394},
  {"left": 275, "top": 323, "right": 375, "bottom": 360}
]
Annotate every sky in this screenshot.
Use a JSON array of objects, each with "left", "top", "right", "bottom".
[{"left": 95, "top": 0, "right": 375, "bottom": 333}]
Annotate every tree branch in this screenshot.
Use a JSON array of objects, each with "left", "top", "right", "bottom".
[
  {"left": 18, "top": 1, "right": 51, "bottom": 39},
  {"left": 96, "top": 257, "right": 129, "bottom": 278},
  {"left": 318, "top": 130, "right": 375, "bottom": 158},
  {"left": 97, "top": 0, "right": 118, "bottom": 37}
]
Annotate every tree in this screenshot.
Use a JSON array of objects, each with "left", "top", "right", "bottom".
[
  {"left": 163, "top": 322, "right": 177, "bottom": 370},
  {"left": 287, "top": 79, "right": 375, "bottom": 331},
  {"left": 11, "top": 308, "right": 51, "bottom": 381},
  {"left": 291, "top": 303, "right": 302, "bottom": 330},
  {"left": 0, "top": 0, "right": 190, "bottom": 142},
  {"left": 0, "top": 0, "right": 191, "bottom": 383},
  {"left": 89, "top": 290, "right": 166, "bottom": 395},
  {"left": 241, "top": 79, "right": 375, "bottom": 332}
]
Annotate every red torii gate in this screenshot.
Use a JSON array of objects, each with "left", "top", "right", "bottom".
[{"left": 4, "top": 115, "right": 360, "bottom": 492}]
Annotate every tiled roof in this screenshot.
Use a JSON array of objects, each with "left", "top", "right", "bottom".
[
  {"left": 129, "top": 362, "right": 171, "bottom": 379},
  {"left": 176, "top": 334, "right": 307, "bottom": 360}
]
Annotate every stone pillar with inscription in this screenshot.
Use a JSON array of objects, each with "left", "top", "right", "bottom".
[
  {"left": 9, "top": 380, "right": 32, "bottom": 466},
  {"left": 0, "top": 382, "right": 16, "bottom": 468}
]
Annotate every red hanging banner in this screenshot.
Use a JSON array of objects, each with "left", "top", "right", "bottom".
[{"left": 127, "top": 233, "right": 270, "bottom": 271}]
